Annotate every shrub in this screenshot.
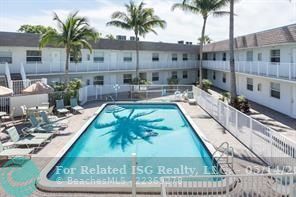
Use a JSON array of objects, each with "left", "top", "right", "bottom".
[
  {"left": 201, "top": 79, "right": 212, "bottom": 93},
  {"left": 235, "top": 95, "right": 251, "bottom": 113},
  {"left": 167, "top": 77, "right": 179, "bottom": 85},
  {"left": 219, "top": 92, "right": 230, "bottom": 102},
  {"left": 132, "top": 77, "right": 151, "bottom": 85}
]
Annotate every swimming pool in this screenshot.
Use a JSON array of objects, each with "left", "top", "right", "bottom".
[{"left": 37, "top": 103, "right": 221, "bottom": 193}]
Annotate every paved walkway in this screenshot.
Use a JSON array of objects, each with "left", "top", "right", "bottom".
[
  {"left": 209, "top": 88, "right": 296, "bottom": 141},
  {"left": 0, "top": 100, "right": 267, "bottom": 196}
]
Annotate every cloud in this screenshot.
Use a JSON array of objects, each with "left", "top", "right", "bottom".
[{"left": 0, "top": 0, "right": 295, "bottom": 43}]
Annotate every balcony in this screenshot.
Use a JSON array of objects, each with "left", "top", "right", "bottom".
[
  {"left": 203, "top": 60, "right": 296, "bottom": 81},
  {"left": 20, "top": 60, "right": 198, "bottom": 75}
]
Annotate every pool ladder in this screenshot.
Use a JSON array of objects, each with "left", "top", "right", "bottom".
[{"left": 212, "top": 142, "right": 234, "bottom": 171}]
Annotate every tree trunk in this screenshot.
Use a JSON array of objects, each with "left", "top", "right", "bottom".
[
  {"left": 199, "top": 17, "right": 207, "bottom": 88},
  {"left": 65, "top": 47, "right": 70, "bottom": 85},
  {"left": 135, "top": 34, "right": 139, "bottom": 84},
  {"left": 229, "top": 0, "right": 237, "bottom": 105}
]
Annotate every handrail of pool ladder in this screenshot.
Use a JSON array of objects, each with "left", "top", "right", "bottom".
[
  {"left": 106, "top": 95, "right": 115, "bottom": 104},
  {"left": 131, "top": 153, "right": 137, "bottom": 197},
  {"left": 212, "top": 142, "right": 234, "bottom": 170}
]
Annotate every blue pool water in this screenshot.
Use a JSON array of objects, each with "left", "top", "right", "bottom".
[{"left": 48, "top": 104, "right": 219, "bottom": 182}]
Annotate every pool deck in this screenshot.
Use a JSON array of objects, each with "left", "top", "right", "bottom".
[{"left": 0, "top": 100, "right": 267, "bottom": 196}]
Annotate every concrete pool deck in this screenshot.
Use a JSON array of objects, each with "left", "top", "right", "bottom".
[{"left": 0, "top": 100, "right": 267, "bottom": 196}]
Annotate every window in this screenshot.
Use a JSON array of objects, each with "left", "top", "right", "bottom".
[
  {"left": 139, "top": 72, "right": 147, "bottom": 80},
  {"left": 247, "top": 78, "right": 253, "bottom": 91},
  {"left": 182, "top": 71, "right": 188, "bottom": 79},
  {"left": 123, "top": 74, "right": 132, "bottom": 84},
  {"left": 70, "top": 52, "right": 82, "bottom": 63},
  {"left": 0, "top": 52, "right": 12, "bottom": 64},
  {"left": 123, "top": 52, "right": 132, "bottom": 62},
  {"left": 223, "top": 53, "right": 227, "bottom": 61},
  {"left": 257, "top": 53, "right": 262, "bottom": 61},
  {"left": 222, "top": 73, "right": 226, "bottom": 83},
  {"left": 182, "top": 53, "right": 188, "bottom": 61},
  {"left": 94, "top": 51, "right": 104, "bottom": 63},
  {"left": 270, "top": 49, "right": 280, "bottom": 63},
  {"left": 213, "top": 53, "right": 216, "bottom": 61},
  {"left": 172, "top": 71, "right": 178, "bottom": 79},
  {"left": 246, "top": 51, "right": 253, "bottom": 61},
  {"left": 172, "top": 53, "right": 178, "bottom": 61},
  {"left": 213, "top": 71, "right": 216, "bottom": 80},
  {"left": 270, "top": 82, "right": 280, "bottom": 99},
  {"left": 87, "top": 54, "right": 91, "bottom": 61},
  {"left": 152, "top": 53, "right": 159, "bottom": 61},
  {"left": 152, "top": 72, "right": 159, "bottom": 81},
  {"left": 93, "top": 76, "right": 104, "bottom": 85},
  {"left": 26, "top": 50, "right": 42, "bottom": 63}
]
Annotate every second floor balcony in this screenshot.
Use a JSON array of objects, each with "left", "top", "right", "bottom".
[
  {"left": 203, "top": 60, "right": 296, "bottom": 81},
  {"left": 5, "top": 59, "right": 198, "bottom": 75}
]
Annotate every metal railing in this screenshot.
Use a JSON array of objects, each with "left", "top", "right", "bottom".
[
  {"left": 161, "top": 173, "right": 296, "bottom": 196},
  {"left": 203, "top": 60, "right": 296, "bottom": 81},
  {"left": 20, "top": 60, "right": 198, "bottom": 75},
  {"left": 193, "top": 86, "right": 296, "bottom": 167},
  {"left": 79, "top": 84, "right": 194, "bottom": 104}
]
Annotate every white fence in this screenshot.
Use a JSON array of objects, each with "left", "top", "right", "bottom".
[
  {"left": 161, "top": 173, "right": 296, "bottom": 196},
  {"left": 12, "top": 78, "right": 47, "bottom": 95},
  {"left": 203, "top": 60, "right": 296, "bottom": 81},
  {"left": 79, "top": 84, "right": 194, "bottom": 104},
  {"left": 193, "top": 86, "right": 296, "bottom": 167}
]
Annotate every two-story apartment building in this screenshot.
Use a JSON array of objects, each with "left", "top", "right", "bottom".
[
  {"left": 0, "top": 32, "right": 199, "bottom": 90},
  {"left": 202, "top": 23, "right": 296, "bottom": 118}
]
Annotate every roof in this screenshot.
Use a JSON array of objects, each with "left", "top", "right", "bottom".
[
  {"left": 203, "top": 23, "right": 296, "bottom": 52},
  {"left": 0, "top": 32, "right": 199, "bottom": 53}
]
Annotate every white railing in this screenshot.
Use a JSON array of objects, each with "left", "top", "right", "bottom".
[
  {"left": 22, "top": 60, "right": 198, "bottom": 75},
  {"left": 161, "top": 173, "right": 296, "bottom": 196},
  {"left": 193, "top": 86, "right": 296, "bottom": 167},
  {"left": 79, "top": 84, "right": 193, "bottom": 104},
  {"left": 5, "top": 62, "right": 12, "bottom": 89},
  {"left": 203, "top": 60, "right": 296, "bottom": 81},
  {"left": 12, "top": 78, "right": 46, "bottom": 95},
  {"left": 0, "top": 96, "right": 10, "bottom": 113}
]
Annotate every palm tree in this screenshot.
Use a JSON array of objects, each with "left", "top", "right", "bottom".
[
  {"left": 198, "top": 35, "right": 212, "bottom": 44},
  {"left": 172, "top": 0, "right": 230, "bottom": 88},
  {"left": 229, "top": 0, "right": 237, "bottom": 105},
  {"left": 39, "top": 11, "right": 98, "bottom": 84},
  {"left": 106, "top": 1, "right": 166, "bottom": 82}
]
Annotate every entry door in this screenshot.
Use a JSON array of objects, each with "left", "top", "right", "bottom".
[{"left": 51, "top": 51, "right": 61, "bottom": 72}]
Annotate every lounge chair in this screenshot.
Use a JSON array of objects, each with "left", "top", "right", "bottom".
[
  {"left": 56, "top": 99, "right": 69, "bottom": 115},
  {"left": 5, "top": 127, "right": 48, "bottom": 148},
  {"left": 174, "top": 91, "right": 183, "bottom": 101},
  {"left": 40, "top": 111, "right": 68, "bottom": 128},
  {"left": 27, "top": 114, "right": 58, "bottom": 135},
  {"left": 187, "top": 91, "right": 197, "bottom": 105},
  {"left": 70, "top": 98, "right": 84, "bottom": 112},
  {"left": 0, "top": 141, "right": 34, "bottom": 158}
]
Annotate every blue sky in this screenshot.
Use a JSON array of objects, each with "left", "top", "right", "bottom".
[{"left": 0, "top": 0, "right": 295, "bottom": 43}]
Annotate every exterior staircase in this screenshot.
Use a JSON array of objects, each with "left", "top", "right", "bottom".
[{"left": 10, "top": 73, "right": 23, "bottom": 94}]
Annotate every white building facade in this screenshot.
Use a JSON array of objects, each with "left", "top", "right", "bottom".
[
  {"left": 0, "top": 32, "right": 198, "bottom": 91},
  {"left": 202, "top": 24, "right": 296, "bottom": 118}
]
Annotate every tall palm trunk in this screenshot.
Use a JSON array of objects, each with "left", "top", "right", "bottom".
[
  {"left": 135, "top": 34, "right": 139, "bottom": 84},
  {"left": 229, "top": 0, "right": 237, "bottom": 105},
  {"left": 199, "top": 16, "right": 207, "bottom": 88},
  {"left": 65, "top": 47, "right": 70, "bottom": 84}
]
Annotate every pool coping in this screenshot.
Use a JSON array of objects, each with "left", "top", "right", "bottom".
[{"left": 36, "top": 102, "right": 234, "bottom": 193}]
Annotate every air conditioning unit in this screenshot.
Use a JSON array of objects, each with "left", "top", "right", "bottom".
[{"left": 178, "top": 40, "right": 184, "bottom": 44}]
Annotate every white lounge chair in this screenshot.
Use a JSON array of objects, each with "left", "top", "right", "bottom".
[
  {"left": 174, "top": 91, "right": 183, "bottom": 101},
  {"left": 40, "top": 111, "right": 68, "bottom": 128},
  {"left": 5, "top": 127, "right": 48, "bottom": 148},
  {"left": 70, "top": 98, "right": 84, "bottom": 112},
  {"left": 187, "top": 91, "right": 197, "bottom": 105},
  {"left": 56, "top": 99, "right": 69, "bottom": 115},
  {"left": 0, "top": 141, "right": 34, "bottom": 158}
]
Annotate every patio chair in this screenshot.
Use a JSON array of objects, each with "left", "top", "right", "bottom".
[
  {"left": 55, "top": 99, "right": 69, "bottom": 115},
  {"left": 40, "top": 111, "right": 68, "bottom": 128},
  {"left": 187, "top": 91, "right": 197, "bottom": 105},
  {"left": 1, "top": 107, "right": 16, "bottom": 124},
  {"left": 0, "top": 141, "right": 34, "bottom": 159},
  {"left": 5, "top": 126, "right": 48, "bottom": 148},
  {"left": 70, "top": 98, "right": 84, "bottom": 112},
  {"left": 28, "top": 114, "right": 58, "bottom": 134},
  {"left": 174, "top": 91, "right": 183, "bottom": 101}
]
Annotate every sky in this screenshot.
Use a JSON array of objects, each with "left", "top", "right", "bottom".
[{"left": 0, "top": 0, "right": 295, "bottom": 44}]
